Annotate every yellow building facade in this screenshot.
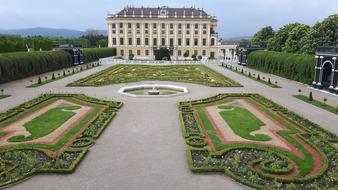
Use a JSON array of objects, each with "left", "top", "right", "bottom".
[{"left": 107, "top": 6, "right": 219, "bottom": 60}]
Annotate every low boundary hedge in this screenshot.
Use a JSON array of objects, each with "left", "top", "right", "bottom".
[{"left": 246, "top": 51, "right": 315, "bottom": 84}]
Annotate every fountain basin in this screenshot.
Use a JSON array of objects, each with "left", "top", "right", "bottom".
[{"left": 118, "top": 84, "right": 188, "bottom": 97}]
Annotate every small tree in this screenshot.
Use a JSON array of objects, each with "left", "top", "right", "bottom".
[
  {"left": 38, "top": 77, "right": 42, "bottom": 84},
  {"left": 257, "top": 74, "right": 261, "bottom": 80},
  {"left": 80, "top": 67, "right": 83, "bottom": 71},
  {"left": 248, "top": 72, "right": 251, "bottom": 77},
  {"left": 241, "top": 69, "right": 244, "bottom": 74},
  {"left": 128, "top": 53, "right": 134, "bottom": 60},
  {"left": 63, "top": 70, "right": 66, "bottom": 76},
  {"left": 268, "top": 78, "right": 271, "bottom": 84},
  {"left": 309, "top": 91, "right": 313, "bottom": 101},
  {"left": 183, "top": 51, "right": 189, "bottom": 60},
  {"left": 198, "top": 55, "right": 202, "bottom": 61},
  {"left": 323, "top": 98, "right": 327, "bottom": 104},
  {"left": 191, "top": 54, "right": 197, "bottom": 61},
  {"left": 52, "top": 73, "right": 55, "bottom": 80},
  {"left": 298, "top": 89, "right": 302, "bottom": 95},
  {"left": 44, "top": 76, "right": 48, "bottom": 81},
  {"left": 0, "top": 89, "right": 3, "bottom": 95},
  {"left": 336, "top": 105, "right": 338, "bottom": 113}
]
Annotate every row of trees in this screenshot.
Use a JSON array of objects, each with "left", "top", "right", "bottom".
[
  {"left": 250, "top": 14, "right": 338, "bottom": 54},
  {"left": 0, "top": 29, "right": 108, "bottom": 53}
]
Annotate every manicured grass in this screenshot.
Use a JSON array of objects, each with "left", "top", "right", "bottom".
[
  {"left": 68, "top": 64, "right": 241, "bottom": 87},
  {"left": 9, "top": 105, "right": 81, "bottom": 142},
  {"left": 218, "top": 105, "right": 271, "bottom": 141},
  {"left": 194, "top": 97, "right": 317, "bottom": 176},
  {"left": 294, "top": 95, "right": 338, "bottom": 115},
  {"left": 0, "top": 95, "right": 10, "bottom": 100},
  {"left": 222, "top": 64, "right": 281, "bottom": 88},
  {"left": 26, "top": 63, "right": 100, "bottom": 88}
]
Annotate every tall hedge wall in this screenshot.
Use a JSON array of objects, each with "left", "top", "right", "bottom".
[
  {"left": 0, "top": 51, "right": 73, "bottom": 84},
  {"left": 83, "top": 48, "right": 116, "bottom": 63},
  {"left": 247, "top": 50, "right": 316, "bottom": 84}
]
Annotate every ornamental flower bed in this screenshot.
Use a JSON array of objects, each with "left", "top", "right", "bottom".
[
  {"left": 0, "top": 94, "right": 122, "bottom": 187},
  {"left": 178, "top": 93, "right": 337, "bottom": 190}
]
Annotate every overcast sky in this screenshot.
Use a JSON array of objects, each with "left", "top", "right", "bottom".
[{"left": 0, "top": 0, "right": 337, "bottom": 38}]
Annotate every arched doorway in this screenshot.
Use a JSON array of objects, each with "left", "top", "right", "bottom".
[{"left": 321, "top": 61, "right": 333, "bottom": 88}]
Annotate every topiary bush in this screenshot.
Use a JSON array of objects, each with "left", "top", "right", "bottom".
[{"left": 83, "top": 48, "right": 116, "bottom": 63}]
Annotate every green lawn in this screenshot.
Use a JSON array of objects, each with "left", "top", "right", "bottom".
[
  {"left": 294, "top": 95, "right": 338, "bottom": 115},
  {"left": 9, "top": 105, "right": 81, "bottom": 142},
  {"left": 218, "top": 105, "right": 271, "bottom": 141},
  {"left": 222, "top": 64, "right": 281, "bottom": 88},
  {"left": 68, "top": 64, "right": 241, "bottom": 87},
  {"left": 194, "top": 98, "right": 317, "bottom": 176},
  {"left": 0, "top": 95, "right": 10, "bottom": 100}
]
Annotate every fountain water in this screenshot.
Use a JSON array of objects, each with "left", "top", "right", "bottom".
[
  {"left": 148, "top": 86, "right": 160, "bottom": 95},
  {"left": 118, "top": 84, "right": 188, "bottom": 97}
]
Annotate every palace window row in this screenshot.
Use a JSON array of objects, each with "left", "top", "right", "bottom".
[
  {"left": 120, "top": 49, "right": 212, "bottom": 57},
  {"left": 113, "top": 37, "right": 209, "bottom": 46},
  {"left": 112, "top": 23, "right": 209, "bottom": 30}
]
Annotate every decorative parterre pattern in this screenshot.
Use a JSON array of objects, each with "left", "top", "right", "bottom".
[
  {"left": 178, "top": 93, "right": 337, "bottom": 190},
  {"left": 0, "top": 94, "right": 122, "bottom": 187}
]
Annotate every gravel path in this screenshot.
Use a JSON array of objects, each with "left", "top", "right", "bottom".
[{"left": 0, "top": 62, "right": 337, "bottom": 190}]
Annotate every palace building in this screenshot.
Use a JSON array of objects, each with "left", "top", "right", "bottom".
[{"left": 106, "top": 6, "right": 219, "bottom": 60}]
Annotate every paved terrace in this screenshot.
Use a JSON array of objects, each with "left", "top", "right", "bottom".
[{"left": 0, "top": 61, "right": 337, "bottom": 190}]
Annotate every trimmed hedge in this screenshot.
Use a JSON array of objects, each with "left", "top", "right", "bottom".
[
  {"left": 246, "top": 51, "right": 315, "bottom": 84},
  {"left": 0, "top": 51, "right": 73, "bottom": 84},
  {"left": 83, "top": 48, "right": 116, "bottom": 63}
]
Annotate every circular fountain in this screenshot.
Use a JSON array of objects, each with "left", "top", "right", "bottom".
[{"left": 118, "top": 84, "right": 188, "bottom": 97}]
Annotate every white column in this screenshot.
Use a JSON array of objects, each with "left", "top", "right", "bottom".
[
  {"left": 317, "top": 56, "right": 324, "bottom": 86},
  {"left": 330, "top": 57, "right": 337, "bottom": 88},
  {"left": 107, "top": 23, "right": 113, "bottom": 47}
]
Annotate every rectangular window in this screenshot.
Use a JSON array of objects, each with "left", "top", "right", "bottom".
[
  {"left": 170, "top": 30, "right": 174, "bottom": 35},
  {"left": 119, "top": 23, "right": 123, "bottom": 28},
  {"left": 145, "top": 30, "right": 149, "bottom": 34},
  {"left": 170, "top": 23, "right": 174, "bottom": 29},
  {"left": 162, "top": 30, "right": 165, "bottom": 35},
  {"left": 194, "top": 30, "right": 198, "bottom": 35},
  {"left": 145, "top": 50, "right": 149, "bottom": 56},
  {"left": 128, "top": 38, "right": 132, "bottom": 45},
  {"left": 145, "top": 38, "right": 149, "bottom": 46},
  {"left": 153, "top": 23, "right": 157, "bottom": 28},
  {"left": 112, "top": 23, "right": 116, "bottom": 28},
  {"left": 210, "top": 52, "right": 215, "bottom": 58},
  {"left": 120, "top": 49, "right": 124, "bottom": 56},
  {"left": 137, "top": 38, "right": 141, "bottom": 45},
  {"left": 203, "top": 24, "right": 207, "bottom": 29},
  {"left": 120, "top": 30, "right": 124, "bottom": 34},
  {"left": 153, "top": 30, "right": 157, "bottom": 34},
  {"left": 186, "top": 39, "right": 190, "bottom": 46},
  {"left": 203, "top": 50, "right": 206, "bottom": 56},
  {"left": 186, "top": 24, "right": 190, "bottom": 29},
  {"left": 128, "top": 23, "right": 132, "bottom": 28},
  {"left": 112, "top": 38, "right": 116, "bottom": 45},
  {"left": 162, "top": 38, "right": 166, "bottom": 46},
  {"left": 194, "top": 50, "right": 198, "bottom": 56},
  {"left": 170, "top": 38, "right": 174, "bottom": 47},
  {"left": 186, "top": 31, "right": 190, "bottom": 35},
  {"left": 203, "top": 31, "right": 207, "bottom": 35},
  {"left": 194, "top": 38, "right": 198, "bottom": 46},
  {"left": 153, "top": 38, "right": 157, "bottom": 46},
  {"left": 162, "top": 23, "right": 166, "bottom": 29},
  {"left": 129, "top": 50, "right": 133, "bottom": 56},
  {"left": 112, "top": 30, "right": 116, "bottom": 34},
  {"left": 178, "top": 50, "right": 181, "bottom": 56},
  {"left": 136, "top": 23, "right": 140, "bottom": 28},
  {"left": 137, "top": 50, "right": 141, "bottom": 56},
  {"left": 120, "top": 38, "right": 124, "bottom": 45},
  {"left": 178, "top": 38, "right": 182, "bottom": 46},
  {"left": 178, "top": 30, "right": 182, "bottom": 35},
  {"left": 195, "top": 24, "right": 199, "bottom": 29},
  {"left": 145, "top": 23, "right": 149, "bottom": 28},
  {"left": 128, "top": 30, "right": 132, "bottom": 34},
  {"left": 203, "top": 38, "right": 207, "bottom": 46},
  {"left": 136, "top": 30, "right": 140, "bottom": 34},
  {"left": 178, "top": 24, "right": 182, "bottom": 29}
]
